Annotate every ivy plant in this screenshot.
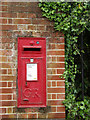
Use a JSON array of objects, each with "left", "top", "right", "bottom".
[{"left": 39, "top": 2, "right": 90, "bottom": 120}]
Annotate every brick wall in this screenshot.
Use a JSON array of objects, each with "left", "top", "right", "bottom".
[{"left": 0, "top": 2, "right": 65, "bottom": 119}]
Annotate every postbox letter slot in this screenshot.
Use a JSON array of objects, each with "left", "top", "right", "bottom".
[
  {"left": 24, "top": 48, "right": 41, "bottom": 51},
  {"left": 23, "top": 46, "right": 42, "bottom": 51}
]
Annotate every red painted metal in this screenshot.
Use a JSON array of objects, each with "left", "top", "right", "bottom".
[{"left": 18, "top": 37, "right": 46, "bottom": 108}]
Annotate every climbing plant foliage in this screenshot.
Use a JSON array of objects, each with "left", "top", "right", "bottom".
[{"left": 39, "top": 2, "right": 90, "bottom": 120}]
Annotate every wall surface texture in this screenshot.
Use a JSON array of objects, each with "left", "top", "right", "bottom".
[{"left": 0, "top": 2, "right": 65, "bottom": 120}]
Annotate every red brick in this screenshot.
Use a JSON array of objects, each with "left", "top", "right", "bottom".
[
  {"left": 51, "top": 32, "right": 64, "bottom": 37},
  {"left": 56, "top": 44, "right": 65, "bottom": 49},
  {"left": 2, "top": 38, "right": 13, "bottom": 43},
  {"left": 0, "top": 57, "right": 1, "bottom": 62},
  {"left": 32, "top": 19, "right": 50, "bottom": 25},
  {"left": 28, "top": 113, "right": 37, "bottom": 119},
  {"left": 32, "top": 32, "right": 41, "bottom": 37},
  {"left": 8, "top": 6, "right": 24, "bottom": 12},
  {"left": 1, "top": 69, "right": 7, "bottom": 74},
  {"left": 57, "top": 81, "right": 65, "bottom": 86},
  {"left": 1, "top": 114, "right": 17, "bottom": 118},
  {"left": 8, "top": 82, "right": 12, "bottom": 87},
  {"left": 37, "top": 13, "right": 43, "bottom": 18},
  {"left": 47, "top": 69, "right": 56, "bottom": 74},
  {"left": 13, "top": 82, "right": 16, "bottom": 88},
  {"left": 24, "top": 108, "right": 34, "bottom": 113},
  {"left": 57, "top": 107, "right": 65, "bottom": 112},
  {"left": 0, "top": 82, "right": 7, "bottom": 87},
  {"left": 0, "top": 115, "right": 2, "bottom": 119},
  {"left": 48, "top": 94, "right": 51, "bottom": 99},
  {"left": 28, "top": 13, "right": 36, "bottom": 18},
  {"left": 0, "top": 6, "right": 1, "bottom": 11},
  {"left": 2, "top": 63, "right": 16, "bottom": 68},
  {"left": 48, "top": 81, "right": 51, "bottom": 87},
  {"left": 41, "top": 32, "right": 50, "bottom": 37},
  {"left": 29, "top": 5, "right": 41, "bottom": 13},
  {"left": 8, "top": 19, "right": 12, "bottom": 24},
  {"left": 25, "top": 108, "right": 38, "bottom": 113},
  {"left": 57, "top": 69, "right": 65, "bottom": 74},
  {"left": 55, "top": 32, "right": 64, "bottom": 37},
  {"left": 51, "top": 107, "right": 56, "bottom": 112},
  {"left": 0, "top": 2, "right": 2, "bottom": 5},
  {"left": 6, "top": 2, "right": 26, "bottom": 6},
  {"left": 52, "top": 81, "right": 56, "bottom": 86},
  {"left": 46, "top": 26, "right": 54, "bottom": 31},
  {"left": 0, "top": 31, "right": 2, "bottom": 36},
  {"left": 2, "top": 25, "right": 17, "bottom": 30},
  {"left": 2, "top": 49, "right": 13, "bottom": 56},
  {"left": 52, "top": 57, "right": 57, "bottom": 62},
  {"left": 47, "top": 51, "right": 64, "bottom": 55},
  {"left": 0, "top": 43, "right": 2, "bottom": 49},
  {"left": 2, "top": 76, "right": 16, "bottom": 81},
  {"left": 13, "top": 19, "right": 31, "bottom": 24},
  {"left": 2, "top": 43, "right": 11, "bottom": 49},
  {"left": 48, "top": 44, "right": 55, "bottom": 49},
  {"left": 57, "top": 94, "right": 65, "bottom": 99},
  {"left": 47, "top": 63, "right": 65, "bottom": 68},
  {"left": 48, "top": 37, "right": 64, "bottom": 43},
  {"left": 2, "top": 32, "right": 12, "bottom": 38},
  {"left": 2, "top": 101, "right": 16, "bottom": 106},
  {"left": 0, "top": 108, "right": 6, "bottom": 113},
  {"left": 17, "top": 13, "right": 27, "bottom": 18},
  {"left": 8, "top": 69, "right": 12, "bottom": 74},
  {"left": 48, "top": 88, "right": 65, "bottom": 93},
  {"left": 47, "top": 57, "right": 52, "bottom": 62},
  {"left": 18, "top": 114, "right": 27, "bottom": 118},
  {"left": 48, "top": 75, "right": 65, "bottom": 80},
  {"left": 1, "top": 88, "right": 13, "bottom": 93},
  {"left": 52, "top": 94, "right": 56, "bottom": 99},
  {"left": 37, "top": 26, "right": 45, "bottom": 31},
  {"left": 8, "top": 6, "right": 34, "bottom": 13},
  {"left": 17, "top": 25, "right": 27, "bottom": 30},
  {"left": 0, "top": 50, "right": 2, "bottom": 55},
  {"left": 48, "top": 100, "right": 64, "bottom": 105},
  {"left": 8, "top": 57, "right": 17, "bottom": 62},
  {"left": 7, "top": 108, "right": 12, "bottom": 113},
  {"left": 57, "top": 57, "right": 65, "bottom": 62},
  {"left": 13, "top": 92, "right": 16, "bottom": 100},
  {"left": 2, "top": 12, "right": 17, "bottom": 18},
  {"left": 12, "top": 31, "right": 24, "bottom": 37},
  {"left": 0, "top": 19, "right": 7, "bottom": 24},
  {"left": 1, "top": 95, "right": 12, "bottom": 100},
  {"left": 2, "top": 6, "right": 7, "bottom": 11},
  {"left": 13, "top": 69, "right": 16, "bottom": 75},
  {"left": 0, "top": 38, "right": 1, "bottom": 43},
  {"left": 2, "top": 31, "right": 7, "bottom": 36},
  {"left": 28, "top": 25, "right": 36, "bottom": 30},
  {"left": 38, "top": 113, "right": 46, "bottom": 119},
  {"left": 48, "top": 113, "right": 65, "bottom": 118}
]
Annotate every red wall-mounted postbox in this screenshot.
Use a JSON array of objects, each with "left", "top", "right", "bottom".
[{"left": 17, "top": 37, "right": 46, "bottom": 108}]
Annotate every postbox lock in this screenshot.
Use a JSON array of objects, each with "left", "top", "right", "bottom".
[{"left": 36, "top": 41, "right": 39, "bottom": 44}]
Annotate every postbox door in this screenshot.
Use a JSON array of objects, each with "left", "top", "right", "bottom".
[
  {"left": 18, "top": 37, "right": 46, "bottom": 108},
  {"left": 18, "top": 57, "right": 46, "bottom": 107}
]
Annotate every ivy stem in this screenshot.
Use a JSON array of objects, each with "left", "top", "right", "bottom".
[{"left": 81, "top": 32, "right": 84, "bottom": 101}]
